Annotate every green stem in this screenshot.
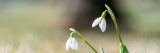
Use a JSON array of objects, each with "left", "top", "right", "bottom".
[
  {"left": 69, "top": 28, "right": 98, "bottom": 53},
  {"left": 105, "top": 5, "right": 124, "bottom": 45},
  {"left": 75, "top": 32, "right": 98, "bottom": 53}
]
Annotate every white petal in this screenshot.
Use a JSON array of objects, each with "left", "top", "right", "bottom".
[
  {"left": 92, "top": 17, "right": 101, "bottom": 27},
  {"left": 99, "top": 18, "right": 106, "bottom": 32},
  {"left": 70, "top": 37, "right": 78, "bottom": 50},
  {"left": 66, "top": 37, "right": 78, "bottom": 50},
  {"left": 66, "top": 37, "right": 72, "bottom": 50}
]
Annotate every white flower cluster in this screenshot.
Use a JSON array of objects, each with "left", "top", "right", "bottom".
[{"left": 66, "top": 6, "right": 107, "bottom": 51}]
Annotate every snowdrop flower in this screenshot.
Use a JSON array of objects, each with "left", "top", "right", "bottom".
[
  {"left": 66, "top": 37, "right": 78, "bottom": 50},
  {"left": 92, "top": 17, "right": 106, "bottom": 32}
]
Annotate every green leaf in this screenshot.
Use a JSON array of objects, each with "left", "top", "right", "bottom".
[
  {"left": 120, "top": 43, "right": 129, "bottom": 53},
  {"left": 100, "top": 48, "right": 105, "bottom": 53}
]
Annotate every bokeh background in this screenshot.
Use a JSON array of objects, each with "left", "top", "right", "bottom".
[{"left": 0, "top": 0, "right": 160, "bottom": 53}]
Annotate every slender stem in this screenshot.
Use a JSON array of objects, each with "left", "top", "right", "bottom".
[
  {"left": 105, "top": 5, "right": 124, "bottom": 45},
  {"left": 69, "top": 28, "right": 98, "bottom": 53},
  {"left": 75, "top": 32, "right": 98, "bottom": 53}
]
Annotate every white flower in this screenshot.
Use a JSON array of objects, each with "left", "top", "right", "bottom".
[
  {"left": 66, "top": 37, "right": 78, "bottom": 50},
  {"left": 92, "top": 17, "right": 106, "bottom": 32}
]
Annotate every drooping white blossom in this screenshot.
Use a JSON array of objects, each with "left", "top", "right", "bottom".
[
  {"left": 99, "top": 18, "right": 106, "bottom": 32},
  {"left": 92, "top": 17, "right": 101, "bottom": 27},
  {"left": 66, "top": 37, "right": 78, "bottom": 50},
  {"left": 92, "top": 17, "right": 107, "bottom": 32}
]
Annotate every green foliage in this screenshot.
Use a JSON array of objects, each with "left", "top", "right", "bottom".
[
  {"left": 120, "top": 43, "right": 129, "bottom": 53},
  {"left": 100, "top": 48, "right": 105, "bottom": 53}
]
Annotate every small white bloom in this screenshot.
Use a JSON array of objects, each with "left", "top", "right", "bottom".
[
  {"left": 66, "top": 37, "right": 78, "bottom": 50},
  {"left": 99, "top": 18, "right": 106, "bottom": 32},
  {"left": 92, "top": 17, "right": 107, "bottom": 32}
]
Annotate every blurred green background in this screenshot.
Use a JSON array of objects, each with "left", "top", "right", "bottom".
[{"left": 0, "top": 0, "right": 160, "bottom": 53}]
